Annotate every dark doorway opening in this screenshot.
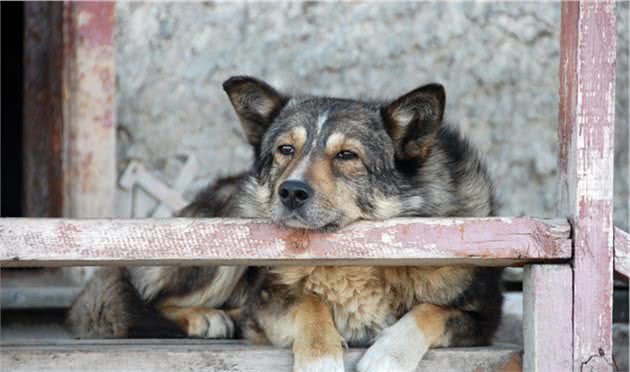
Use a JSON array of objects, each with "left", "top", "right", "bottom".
[{"left": 1, "top": 2, "right": 25, "bottom": 217}]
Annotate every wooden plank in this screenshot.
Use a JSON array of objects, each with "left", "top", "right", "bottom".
[
  {"left": 558, "top": 2, "right": 617, "bottom": 370},
  {"left": 1, "top": 286, "right": 81, "bottom": 309},
  {"left": 0, "top": 217, "right": 571, "bottom": 267},
  {"left": 0, "top": 268, "right": 81, "bottom": 308},
  {"left": 614, "top": 227, "right": 629, "bottom": 278},
  {"left": 0, "top": 340, "right": 522, "bottom": 372},
  {"left": 523, "top": 264, "right": 573, "bottom": 371}
]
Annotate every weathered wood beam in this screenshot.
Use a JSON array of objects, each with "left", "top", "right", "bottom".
[
  {"left": 614, "top": 227, "right": 629, "bottom": 279},
  {"left": 23, "top": 2, "right": 116, "bottom": 218},
  {"left": 23, "top": 2, "right": 65, "bottom": 217},
  {"left": 0, "top": 217, "right": 570, "bottom": 267},
  {"left": 0, "top": 340, "right": 522, "bottom": 372},
  {"left": 523, "top": 264, "right": 573, "bottom": 371},
  {"left": 558, "top": 1, "right": 616, "bottom": 370}
]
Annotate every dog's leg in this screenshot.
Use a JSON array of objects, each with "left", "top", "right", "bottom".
[
  {"left": 158, "top": 305, "right": 235, "bottom": 338},
  {"left": 357, "top": 303, "right": 458, "bottom": 372},
  {"left": 291, "top": 295, "right": 344, "bottom": 372},
  {"left": 243, "top": 294, "right": 344, "bottom": 372}
]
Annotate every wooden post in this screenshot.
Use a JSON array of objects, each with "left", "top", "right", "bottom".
[
  {"left": 23, "top": 2, "right": 65, "bottom": 217},
  {"left": 558, "top": 1, "right": 616, "bottom": 370},
  {"left": 23, "top": 2, "right": 116, "bottom": 218},
  {"left": 61, "top": 2, "right": 116, "bottom": 218},
  {"left": 523, "top": 265, "right": 573, "bottom": 371}
]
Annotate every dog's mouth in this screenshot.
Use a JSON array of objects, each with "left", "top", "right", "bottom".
[{"left": 272, "top": 212, "right": 343, "bottom": 232}]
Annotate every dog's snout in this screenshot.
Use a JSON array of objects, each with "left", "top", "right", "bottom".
[{"left": 278, "top": 180, "right": 313, "bottom": 210}]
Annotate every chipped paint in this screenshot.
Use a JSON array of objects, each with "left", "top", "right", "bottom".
[
  {"left": 0, "top": 217, "right": 571, "bottom": 267},
  {"left": 62, "top": 2, "right": 116, "bottom": 217},
  {"left": 558, "top": 2, "right": 616, "bottom": 370}
]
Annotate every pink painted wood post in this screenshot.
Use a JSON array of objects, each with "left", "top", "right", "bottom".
[
  {"left": 558, "top": 1, "right": 616, "bottom": 370},
  {"left": 61, "top": 2, "right": 116, "bottom": 218},
  {"left": 523, "top": 265, "right": 573, "bottom": 371}
]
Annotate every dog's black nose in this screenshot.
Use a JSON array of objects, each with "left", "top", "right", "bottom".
[{"left": 278, "top": 180, "right": 313, "bottom": 210}]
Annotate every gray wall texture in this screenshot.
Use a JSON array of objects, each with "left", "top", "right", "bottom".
[{"left": 115, "top": 2, "right": 628, "bottom": 230}]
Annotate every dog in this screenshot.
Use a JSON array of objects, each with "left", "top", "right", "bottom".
[{"left": 68, "top": 76, "right": 503, "bottom": 372}]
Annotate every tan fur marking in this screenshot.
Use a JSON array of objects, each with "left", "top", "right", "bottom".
[
  {"left": 275, "top": 126, "right": 307, "bottom": 151},
  {"left": 270, "top": 266, "right": 474, "bottom": 345},
  {"left": 159, "top": 306, "right": 217, "bottom": 333},
  {"left": 325, "top": 132, "right": 346, "bottom": 151},
  {"left": 305, "top": 157, "right": 336, "bottom": 202},
  {"left": 226, "top": 308, "right": 241, "bottom": 322},
  {"left": 274, "top": 127, "right": 308, "bottom": 170},
  {"left": 325, "top": 133, "right": 366, "bottom": 160},
  {"left": 159, "top": 305, "right": 234, "bottom": 338},
  {"left": 292, "top": 295, "right": 343, "bottom": 367},
  {"left": 411, "top": 303, "right": 457, "bottom": 347}
]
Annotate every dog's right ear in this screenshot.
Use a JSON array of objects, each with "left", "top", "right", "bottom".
[
  {"left": 223, "top": 76, "right": 288, "bottom": 148},
  {"left": 382, "top": 83, "right": 445, "bottom": 161}
]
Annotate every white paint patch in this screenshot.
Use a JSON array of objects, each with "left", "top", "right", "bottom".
[
  {"left": 381, "top": 233, "right": 393, "bottom": 244},
  {"left": 295, "top": 355, "right": 344, "bottom": 372},
  {"left": 357, "top": 313, "right": 428, "bottom": 372}
]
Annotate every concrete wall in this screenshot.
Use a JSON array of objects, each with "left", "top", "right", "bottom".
[{"left": 115, "top": 2, "right": 628, "bottom": 229}]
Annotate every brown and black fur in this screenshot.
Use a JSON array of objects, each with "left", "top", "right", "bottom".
[{"left": 68, "top": 76, "right": 502, "bottom": 372}]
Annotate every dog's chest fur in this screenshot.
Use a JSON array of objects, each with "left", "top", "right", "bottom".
[{"left": 273, "top": 266, "right": 473, "bottom": 346}]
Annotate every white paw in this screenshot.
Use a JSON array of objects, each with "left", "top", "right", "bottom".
[
  {"left": 187, "top": 310, "right": 234, "bottom": 339},
  {"left": 357, "top": 315, "right": 427, "bottom": 372},
  {"left": 294, "top": 355, "right": 344, "bottom": 372}
]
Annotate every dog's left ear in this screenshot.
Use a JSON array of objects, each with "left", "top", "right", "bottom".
[
  {"left": 382, "top": 83, "right": 445, "bottom": 160},
  {"left": 223, "top": 76, "right": 288, "bottom": 148}
]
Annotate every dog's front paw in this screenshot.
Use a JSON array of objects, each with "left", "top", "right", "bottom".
[
  {"left": 357, "top": 315, "right": 428, "bottom": 372},
  {"left": 294, "top": 355, "right": 344, "bottom": 372},
  {"left": 293, "top": 339, "right": 344, "bottom": 372},
  {"left": 185, "top": 309, "right": 234, "bottom": 338}
]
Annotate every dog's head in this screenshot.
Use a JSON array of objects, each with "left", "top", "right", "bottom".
[{"left": 223, "top": 76, "right": 445, "bottom": 231}]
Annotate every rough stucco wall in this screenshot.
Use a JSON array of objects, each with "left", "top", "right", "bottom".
[{"left": 115, "top": 2, "right": 628, "bottom": 229}]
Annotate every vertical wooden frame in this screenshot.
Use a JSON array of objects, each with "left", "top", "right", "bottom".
[
  {"left": 523, "top": 265, "right": 573, "bottom": 371},
  {"left": 558, "top": 1, "right": 616, "bottom": 370},
  {"left": 23, "top": 2, "right": 116, "bottom": 218},
  {"left": 23, "top": 2, "right": 65, "bottom": 217},
  {"left": 61, "top": 2, "right": 116, "bottom": 218}
]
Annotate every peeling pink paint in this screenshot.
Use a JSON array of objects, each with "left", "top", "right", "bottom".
[
  {"left": 558, "top": 2, "right": 616, "bottom": 370},
  {"left": 74, "top": 2, "right": 114, "bottom": 48},
  {"left": 0, "top": 218, "right": 571, "bottom": 267}
]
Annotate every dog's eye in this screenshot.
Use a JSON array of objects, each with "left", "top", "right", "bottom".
[
  {"left": 277, "top": 145, "right": 295, "bottom": 156},
  {"left": 335, "top": 150, "right": 358, "bottom": 160}
]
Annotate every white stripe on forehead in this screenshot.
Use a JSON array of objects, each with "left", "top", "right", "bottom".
[
  {"left": 287, "top": 154, "right": 311, "bottom": 181},
  {"left": 315, "top": 110, "right": 329, "bottom": 135},
  {"left": 286, "top": 110, "right": 329, "bottom": 182}
]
